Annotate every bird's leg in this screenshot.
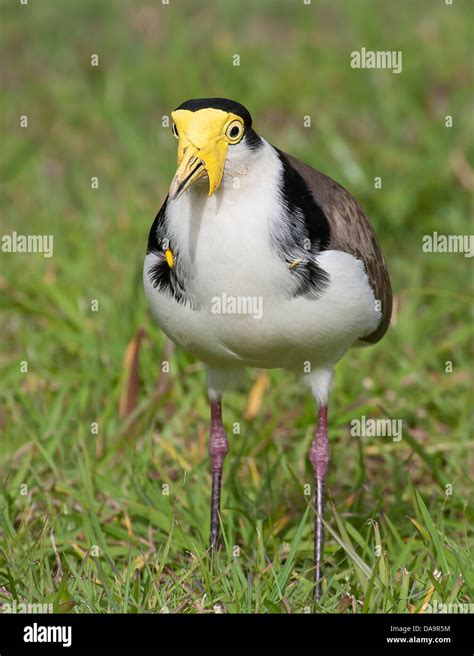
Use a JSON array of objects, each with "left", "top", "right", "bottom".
[
  {"left": 309, "top": 405, "right": 329, "bottom": 601},
  {"left": 208, "top": 399, "right": 229, "bottom": 550}
]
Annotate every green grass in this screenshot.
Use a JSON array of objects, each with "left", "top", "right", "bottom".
[{"left": 0, "top": 0, "right": 472, "bottom": 613}]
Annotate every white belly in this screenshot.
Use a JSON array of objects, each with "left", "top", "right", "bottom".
[
  {"left": 144, "top": 248, "right": 380, "bottom": 372},
  {"left": 144, "top": 142, "right": 380, "bottom": 372}
]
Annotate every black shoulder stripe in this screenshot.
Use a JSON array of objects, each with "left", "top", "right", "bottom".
[
  {"left": 146, "top": 197, "right": 168, "bottom": 254},
  {"left": 148, "top": 252, "right": 171, "bottom": 289},
  {"left": 272, "top": 149, "right": 331, "bottom": 300},
  {"left": 276, "top": 149, "right": 331, "bottom": 251},
  {"left": 148, "top": 254, "right": 189, "bottom": 306},
  {"left": 146, "top": 197, "right": 190, "bottom": 306},
  {"left": 290, "top": 259, "right": 330, "bottom": 300}
]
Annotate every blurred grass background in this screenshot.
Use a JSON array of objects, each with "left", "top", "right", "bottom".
[{"left": 0, "top": 0, "right": 472, "bottom": 613}]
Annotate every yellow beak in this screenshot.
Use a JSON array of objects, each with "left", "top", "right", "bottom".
[
  {"left": 168, "top": 147, "right": 208, "bottom": 201},
  {"left": 168, "top": 108, "right": 241, "bottom": 201},
  {"left": 168, "top": 139, "right": 228, "bottom": 201}
]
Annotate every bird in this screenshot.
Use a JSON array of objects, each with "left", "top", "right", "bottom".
[{"left": 143, "top": 97, "right": 392, "bottom": 601}]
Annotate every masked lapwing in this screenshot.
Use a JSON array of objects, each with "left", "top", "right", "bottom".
[{"left": 144, "top": 98, "right": 392, "bottom": 600}]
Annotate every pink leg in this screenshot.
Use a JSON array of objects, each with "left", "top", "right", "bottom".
[
  {"left": 208, "top": 400, "right": 229, "bottom": 548},
  {"left": 309, "top": 405, "right": 329, "bottom": 600}
]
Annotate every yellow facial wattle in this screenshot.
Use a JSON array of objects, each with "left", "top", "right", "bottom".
[{"left": 168, "top": 108, "right": 244, "bottom": 201}]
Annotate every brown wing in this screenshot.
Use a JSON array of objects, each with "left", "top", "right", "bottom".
[{"left": 282, "top": 151, "right": 392, "bottom": 343}]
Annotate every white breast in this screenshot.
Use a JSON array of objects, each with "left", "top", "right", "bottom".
[
  {"left": 144, "top": 140, "right": 380, "bottom": 373},
  {"left": 166, "top": 141, "right": 288, "bottom": 304}
]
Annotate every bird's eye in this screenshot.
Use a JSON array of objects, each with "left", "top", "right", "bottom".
[
  {"left": 172, "top": 124, "right": 179, "bottom": 139},
  {"left": 226, "top": 120, "right": 244, "bottom": 144}
]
